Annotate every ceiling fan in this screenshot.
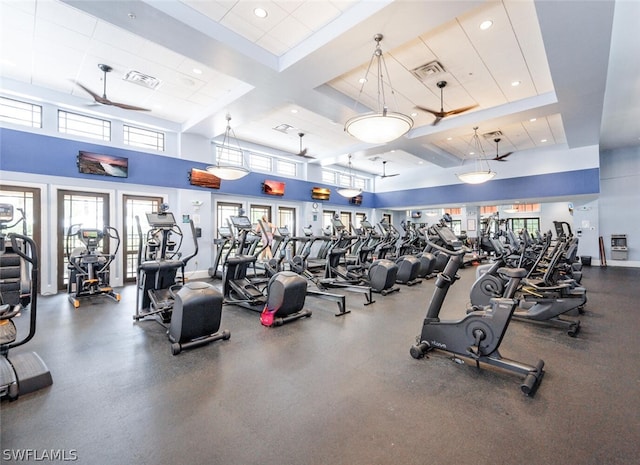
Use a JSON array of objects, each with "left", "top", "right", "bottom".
[
  {"left": 492, "top": 138, "right": 513, "bottom": 162},
  {"left": 415, "top": 80, "right": 478, "bottom": 126},
  {"left": 295, "top": 133, "right": 315, "bottom": 159},
  {"left": 379, "top": 160, "right": 399, "bottom": 178},
  {"left": 75, "top": 63, "right": 151, "bottom": 111}
]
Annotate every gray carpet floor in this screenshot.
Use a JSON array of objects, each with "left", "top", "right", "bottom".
[{"left": 1, "top": 264, "right": 639, "bottom": 465}]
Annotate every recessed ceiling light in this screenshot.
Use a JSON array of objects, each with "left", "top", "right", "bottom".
[
  {"left": 479, "top": 20, "right": 493, "bottom": 30},
  {"left": 540, "top": 139, "right": 548, "bottom": 143},
  {"left": 411, "top": 112, "right": 418, "bottom": 117},
  {"left": 469, "top": 151, "right": 475, "bottom": 156},
  {"left": 418, "top": 161, "right": 424, "bottom": 165},
  {"left": 254, "top": 8, "right": 268, "bottom": 19},
  {"left": 446, "top": 137, "right": 452, "bottom": 141},
  {"left": 290, "top": 108, "right": 298, "bottom": 114},
  {"left": 358, "top": 77, "right": 367, "bottom": 84},
  {"left": 529, "top": 117, "right": 537, "bottom": 122},
  {"left": 192, "top": 68, "right": 202, "bottom": 75},
  {"left": 511, "top": 80, "right": 521, "bottom": 87},
  {"left": 128, "top": 12, "right": 136, "bottom": 20}
]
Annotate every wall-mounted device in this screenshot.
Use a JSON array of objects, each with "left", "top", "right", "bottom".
[
  {"left": 311, "top": 187, "right": 330, "bottom": 201},
  {"left": 189, "top": 168, "right": 221, "bottom": 189},
  {"left": 262, "top": 179, "right": 285, "bottom": 196},
  {"left": 78, "top": 151, "right": 128, "bottom": 178}
]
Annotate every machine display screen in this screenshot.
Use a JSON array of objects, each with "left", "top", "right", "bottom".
[
  {"left": 0, "top": 204, "right": 13, "bottom": 222},
  {"left": 230, "top": 216, "right": 252, "bottom": 230},
  {"left": 146, "top": 212, "right": 176, "bottom": 228}
]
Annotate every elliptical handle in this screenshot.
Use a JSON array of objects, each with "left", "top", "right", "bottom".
[
  {"left": 8, "top": 233, "right": 39, "bottom": 349},
  {"left": 425, "top": 239, "right": 469, "bottom": 257}
]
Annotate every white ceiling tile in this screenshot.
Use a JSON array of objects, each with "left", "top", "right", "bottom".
[
  {"left": 267, "top": 15, "right": 313, "bottom": 49},
  {"left": 227, "top": 1, "right": 290, "bottom": 34},
  {"left": 35, "top": 0, "right": 98, "bottom": 37},
  {"left": 180, "top": 0, "right": 235, "bottom": 22},
  {"left": 256, "top": 33, "right": 290, "bottom": 56},
  {"left": 220, "top": 10, "right": 266, "bottom": 43},
  {"left": 293, "top": 1, "right": 341, "bottom": 31}
]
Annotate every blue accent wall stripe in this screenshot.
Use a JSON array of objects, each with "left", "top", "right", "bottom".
[
  {"left": 1, "top": 128, "right": 600, "bottom": 209},
  {"left": 374, "top": 168, "right": 600, "bottom": 208}
]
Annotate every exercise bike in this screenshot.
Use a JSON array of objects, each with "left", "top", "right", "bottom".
[
  {"left": 470, "top": 238, "right": 584, "bottom": 337},
  {"left": 410, "top": 241, "right": 545, "bottom": 396},
  {"left": 0, "top": 204, "right": 53, "bottom": 400},
  {"left": 66, "top": 224, "right": 121, "bottom": 308}
]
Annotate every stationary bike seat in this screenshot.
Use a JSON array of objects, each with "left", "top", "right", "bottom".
[{"left": 497, "top": 267, "right": 527, "bottom": 279}]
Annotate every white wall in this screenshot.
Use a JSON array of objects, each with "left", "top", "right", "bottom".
[
  {"left": 375, "top": 144, "right": 601, "bottom": 193},
  {"left": 598, "top": 145, "right": 640, "bottom": 267}
]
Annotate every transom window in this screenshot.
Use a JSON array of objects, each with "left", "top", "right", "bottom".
[
  {"left": 124, "top": 124, "right": 165, "bottom": 151},
  {"left": 0, "top": 96, "right": 42, "bottom": 128},
  {"left": 249, "top": 153, "right": 272, "bottom": 172},
  {"left": 276, "top": 159, "right": 296, "bottom": 177},
  {"left": 216, "top": 145, "right": 244, "bottom": 166},
  {"left": 58, "top": 110, "right": 111, "bottom": 141}
]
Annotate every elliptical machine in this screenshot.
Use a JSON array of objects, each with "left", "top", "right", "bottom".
[
  {"left": 0, "top": 204, "right": 53, "bottom": 399},
  {"left": 410, "top": 241, "right": 545, "bottom": 396},
  {"left": 223, "top": 215, "right": 312, "bottom": 327},
  {"left": 135, "top": 205, "right": 229, "bottom": 354},
  {"left": 65, "top": 224, "right": 121, "bottom": 308}
]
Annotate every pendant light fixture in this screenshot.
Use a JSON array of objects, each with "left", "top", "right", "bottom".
[
  {"left": 456, "top": 127, "right": 496, "bottom": 184},
  {"left": 336, "top": 154, "right": 363, "bottom": 198},
  {"left": 344, "top": 34, "right": 413, "bottom": 144},
  {"left": 206, "top": 115, "right": 249, "bottom": 181}
]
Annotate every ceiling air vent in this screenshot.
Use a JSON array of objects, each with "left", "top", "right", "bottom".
[
  {"left": 122, "top": 70, "right": 162, "bottom": 90},
  {"left": 411, "top": 61, "right": 446, "bottom": 82},
  {"left": 483, "top": 130, "right": 503, "bottom": 140},
  {"left": 273, "top": 123, "right": 294, "bottom": 133}
]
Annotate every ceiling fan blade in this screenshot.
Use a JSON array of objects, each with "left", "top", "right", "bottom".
[
  {"left": 443, "top": 104, "right": 479, "bottom": 117},
  {"left": 381, "top": 173, "right": 400, "bottom": 178},
  {"left": 414, "top": 105, "right": 440, "bottom": 116},
  {"left": 431, "top": 115, "right": 444, "bottom": 126},
  {"left": 75, "top": 82, "right": 108, "bottom": 103},
  {"left": 493, "top": 152, "right": 513, "bottom": 161},
  {"left": 110, "top": 101, "right": 151, "bottom": 111}
]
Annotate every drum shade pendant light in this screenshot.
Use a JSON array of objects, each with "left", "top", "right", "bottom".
[
  {"left": 336, "top": 155, "right": 363, "bottom": 198},
  {"left": 456, "top": 127, "right": 496, "bottom": 184},
  {"left": 206, "top": 115, "right": 249, "bottom": 180},
  {"left": 344, "top": 34, "right": 413, "bottom": 144}
]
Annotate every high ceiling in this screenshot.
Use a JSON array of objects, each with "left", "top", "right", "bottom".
[{"left": 1, "top": 0, "right": 638, "bottom": 180}]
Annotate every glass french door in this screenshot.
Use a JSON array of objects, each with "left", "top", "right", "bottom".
[
  {"left": 57, "top": 190, "right": 109, "bottom": 290},
  {"left": 278, "top": 207, "right": 295, "bottom": 235},
  {"left": 339, "top": 212, "right": 352, "bottom": 233},
  {"left": 123, "top": 195, "right": 162, "bottom": 282},
  {"left": 0, "top": 185, "right": 41, "bottom": 292}
]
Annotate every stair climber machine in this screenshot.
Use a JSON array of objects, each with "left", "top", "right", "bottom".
[
  {"left": 135, "top": 206, "right": 230, "bottom": 355},
  {"left": 469, "top": 238, "right": 585, "bottom": 337},
  {"left": 326, "top": 217, "right": 399, "bottom": 297},
  {"left": 368, "top": 220, "right": 421, "bottom": 287},
  {"left": 208, "top": 226, "right": 233, "bottom": 279},
  {"left": 65, "top": 224, "right": 121, "bottom": 308},
  {"left": 269, "top": 224, "right": 349, "bottom": 317},
  {"left": 0, "top": 204, "right": 53, "bottom": 400},
  {"left": 224, "top": 216, "right": 311, "bottom": 327},
  {"left": 410, "top": 240, "right": 545, "bottom": 396},
  {"left": 414, "top": 226, "right": 437, "bottom": 279}
]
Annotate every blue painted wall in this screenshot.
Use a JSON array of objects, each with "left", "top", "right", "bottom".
[
  {"left": 0, "top": 127, "right": 600, "bottom": 208},
  {"left": 374, "top": 168, "right": 600, "bottom": 208}
]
